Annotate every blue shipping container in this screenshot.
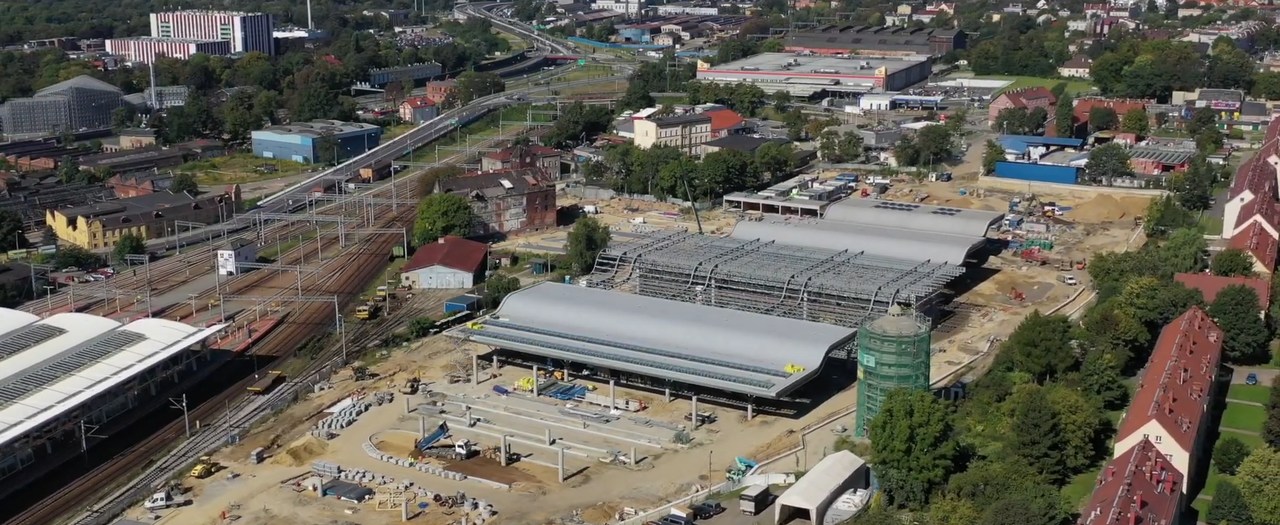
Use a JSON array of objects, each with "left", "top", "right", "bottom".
[
  {"left": 993, "top": 161, "right": 1080, "bottom": 185},
  {"left": 444, "top": 295, "right": 482, "bottom": 314}
]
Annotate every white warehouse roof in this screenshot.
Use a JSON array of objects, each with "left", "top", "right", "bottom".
[
  {"left": 463, "top": 282, "right": 856, "bottom": 398},
  {"left": 0, "top": 309, "right": 224, "bottom": 448}
]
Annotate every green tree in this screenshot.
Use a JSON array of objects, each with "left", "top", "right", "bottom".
[
  {"left": 1055, "top": 92, "right": 1076, "bottom": 137},
  {"left": 982, "top": 139, "right": 1006, "bottom": 175},
  {"left": 1207, "top": 45, "right": 1257, "bottom": 91},
  {"left": 993, "top": 107, "right": 1031, "bottom": 134},
  {"left": 170, "top": 172, "right": 198, "bottom": 194},
  {"left": 1120, "top": 108, "right": 1150, "bottom": 135},
  {"left": 1045, "top": 383, "right": 1106, "bottom": 473},
  {"left": 1209, "top": 284, "right": 1271, "bottom": 365},
  {"left": 408, "top": 317, "right": 437, "bottom": 338},
  {"left": 112, "top": 233, "right": 146, "bottom": 263},
  {"left": 1000, "top": 311, "right": 1076, "bottom": 382},
  {"left": 1254, "top": 71, "right": 1280, "bottom": 100},
  {"left": 1085, "top": 142, "right": 1132, "bottom": 185},
  {"left": 868, "top": 389, "right": 958, "bottom": 509},
  {"left": 1079, "top": 348, "right": 1129, "bottom": 408},
  {"left": 1213, "top": 249, "right": 1258, "bottom": 277},
  {"left": 946, "top": 460, "right": 1048, "bottom": 508},
  {"left": 0, "top": 210, "right": 26, "bottom": 250},
  {"left": 1215, "top": 435, "right": 1252, "bottom": 475},
  {"left": 754, "top": 141, "right": 796, "bottom": 181},
  {"left": 482, "top": 273, "right": 521, "bottom": 309},
  {"left": 1207, "top": 479, "right": 1255, "bottom": 525},
  {"left": 1237, "top": 448, "right": 1280, "bottom": 525},
  {"left": 1264, "top": 374, "right": 1280, "bottom": 449},
  {"left": 978, "top": 482, "right": 1069, "bottom": 525},
  {"left": 566, "top": 217, "right": 610, "bottom": 276},
  {"left": 412, "top": 193, "right": 474, "bottom": 246},
  {"left": 51, "top": 245, "right": 101, "bottom": 270},
  {"left": 1006, "top": 385, "right": 1070, "bottom": 483},
  {"left": 1188, "top": 107, "right": 1218, "bottom": 136},
  {"left": 57, "top": 156, "right": 81, "bottom": 184},
  {"left": 1088, "top": 106, "right": 1118, "bottom": 132},
  {"left": 770, "top": 90, "right": 791, "bottom": 112},
  {"left": 925, "top": 495, "right": 982, "bottom": 525},
  {"left": 542, "top": 101, "right": 614, "bottom": 148},
  {"left": 453, "top": 71, "right": 506, "bottom": 105}
]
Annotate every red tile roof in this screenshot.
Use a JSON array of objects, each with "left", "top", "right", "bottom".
[
  {"left": 1079, "top": 439, "right": 1183, "bottom": 525},
  {"left": 1073, "top": 98, "right": 1148, "bottom": 124},
  {"left": 997, "top": 87, "right": 1057, "bottom": 109},
  {"left": 1236, "top": 192, "right": 1280, "bottom": 236},
  {"left": 1115, "top": 307, "right": 1223, "bottom": 453},
  {"left": 403, "top": 96, "right": 435, "bottom": 109},
  {"left": 1174, "top": 272, "right": 1271, "bottom": 307},
  {"left": 484, "top": 145, "right": 561, "bottom": 162},
  {"left": 703, "top": 109, "right": 745, "bottom": 132},
  {"left": 1228, "top": 221, "right": 1279, "bottom": 272},
  {"left": 403, "top": 236, "right": 488, "bottom": 274}
]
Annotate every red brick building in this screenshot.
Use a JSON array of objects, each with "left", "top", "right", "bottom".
[
  {"left": 987, "top": 87, "right": 1056, "bottom": 123},
  {"left": 435, "top": 167, "right": 556, "bottom": 236},
  {"left": 480, "top": 145, "right": 562, "bottom": 177},
  {"left": 425, "top": 80, "right": 457, "bottom": 105}
]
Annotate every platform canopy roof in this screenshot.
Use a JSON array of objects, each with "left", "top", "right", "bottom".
[
  {"left": 463, "top": 283, "right": 856, "bottom": 398},
  {"left": 0, "top": 309, "right": 224, "bottom": 448},
  {"left": 822, "top": 198, "right": 1004, "bottom": 237},
  {"left": 730, "top": 219, "right": 984, "bottom": 265}
]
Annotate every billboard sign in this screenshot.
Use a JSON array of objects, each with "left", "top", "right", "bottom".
[
  {"left": 216, "top": 250, "right": 237, "bottom": 275},
  {"left": 1209, "top": 100, "right": 1240, "bottom": 110}
]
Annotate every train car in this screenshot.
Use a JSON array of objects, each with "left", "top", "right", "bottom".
[
  {"left": 247, "top": 370, "right": 284, "bottom": 395},
  {"left": 358, "top": 159, "right": 393, "bottom": 183}
]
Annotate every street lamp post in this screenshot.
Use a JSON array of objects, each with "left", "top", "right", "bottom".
[{"left": 43, "top": 285, "right": 54, "bottom": 314}]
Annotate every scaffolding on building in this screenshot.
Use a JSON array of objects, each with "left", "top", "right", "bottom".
[
  {"left": 586, "top": 230, "right": 964, "bottom": 329},
  {"left": 853, "top": 305, "right": 932, "bottom": 438}
]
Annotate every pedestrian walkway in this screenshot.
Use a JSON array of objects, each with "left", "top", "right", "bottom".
[
  {"left": 1227, "top": 398, "right": 1264, "bottom": 407},
  {"left": 1221, "top": 426, "right": 1260, "bottom": 436}
]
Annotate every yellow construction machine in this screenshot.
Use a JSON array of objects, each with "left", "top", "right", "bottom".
[{"left": 190, "top": 456, "right": 219, "bottom": 479}]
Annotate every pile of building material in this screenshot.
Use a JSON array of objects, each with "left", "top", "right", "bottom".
[
  {"left": 361, "top": 440, "right": 469, "bottom": 482},
  {"left": 313, "top": 397, "right": 378, "bottom": 434},
  {"left": 312, "top": 460, "right": 398, "bottom": 485}
]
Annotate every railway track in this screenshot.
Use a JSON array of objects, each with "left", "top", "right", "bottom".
[{"left": 5, "top": 126, "right": 535, "bottom": 525}]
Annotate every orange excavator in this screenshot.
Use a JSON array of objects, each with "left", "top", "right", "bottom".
[{"left": 1008, "top": 287, "right": 1026, "bottom": 302}]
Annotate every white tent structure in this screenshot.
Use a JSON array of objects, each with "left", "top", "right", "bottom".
[{"left": 774, "top": 450, "right": 869, "bottom": 525}]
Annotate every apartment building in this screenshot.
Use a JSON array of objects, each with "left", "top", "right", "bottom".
[
  {"left": 150, "top": 10, "right": 275, "bottom": 55},
  {"left": 633, "top": 114, "right": 712, "bottom": 156}
]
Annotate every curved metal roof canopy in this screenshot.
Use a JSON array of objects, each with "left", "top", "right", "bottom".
[
  {"left": 465, "top": 283, "right": 856, "bottom": 398},
  {"left": 822, "top": 198, "right": 1003, "bottom": 237},
  {"left": 730, "top": 219, "right": 983, "bottom": 265}
]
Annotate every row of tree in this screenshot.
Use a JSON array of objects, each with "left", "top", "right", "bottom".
[{"left": 583, "top": 142, "right": 798, "bottom": 201}]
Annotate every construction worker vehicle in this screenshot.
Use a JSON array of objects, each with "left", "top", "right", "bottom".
[
  {"left": 412, "top": 422, "right": 478, "bottom": 461},
  {"left": 189, "top": 456, "right": 219, "bottom": 479},
  {"left": 352, "top": 366, "right": 375, "bottom": 382},
  {"left": 400, "top": 376, "right": 422, "bottom": 395},
  {"left": 143, "top": 489, "right": 191, "bottom": 510}
]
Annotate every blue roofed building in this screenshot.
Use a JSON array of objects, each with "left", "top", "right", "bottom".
[{"left": 251, "top": 120, "right": 382, "bottom": 164}]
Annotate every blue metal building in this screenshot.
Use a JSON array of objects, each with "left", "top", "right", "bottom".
[
  {"left": 251, "top": 120, "right": 383, "bottom": 164},
  {"left": 993, "top": 161, "right": 1081, "bottom": 185}
]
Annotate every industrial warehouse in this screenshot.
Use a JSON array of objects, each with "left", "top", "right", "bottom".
[
  {"left": 0, "top": 309, "right": 223, "bottom": 497},
  {"left": 696, "top": 52, "right": 933, "bottom": 96}
]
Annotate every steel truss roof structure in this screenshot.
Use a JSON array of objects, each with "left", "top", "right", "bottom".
[{"left": 587, "top": 230, "right": 964, "bottom": 328}]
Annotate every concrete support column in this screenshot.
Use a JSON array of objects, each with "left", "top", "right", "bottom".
[
  {"left": 631, "top": 446, "right": 637, "bottom": 467},
  {"left": 471, "top": 354, "right": 479, "bottom": 385},
  {"left": 545, "top": 428, "right": 552, "bottom": 445},
  {"left": 493, "top": 355, "right": 499, "bottom": 374},
  {"left": 664, "top": 385, "right": 671, "bottom": 403},
  {"left": 500, "top": 435, "right": 510, "bottom": 467},
  {"left": 402, "top": 501, "right": 409, "bottom": 522},
  {"left": 404, "top": 396, "right": 410, "bottom": 415},
  {"left": 747, "top": 402, "right": 754, "bottom": 421},
  {"left": 532, "top": 365, "right": 539, "bottom": 397},
  {"left": 419, "top": 416, "right": 426, "bottom": 437},
  {"left": 609, "top": 379, "right": 616, "bottom": 411},
  {"left": 466, "top": 409, "right": 474, "bottom": 427},
  {"left": 691, "top": 395, "right": 699, "bottom": 430},
  {"left": 557, "top": 448, "right": 566, "bottom": 483}
]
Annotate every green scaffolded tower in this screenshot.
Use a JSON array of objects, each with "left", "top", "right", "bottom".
[{"left": 854, "top": 305, "right": 931, "bottom": 438}]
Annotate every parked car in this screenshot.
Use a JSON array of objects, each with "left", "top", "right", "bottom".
[
  {"left": 691, "top": 502, "right": 726, "bottom": 519},
  {"left": 659, "top": 515, "right": 694, "bottom": 525},
  {"left": 1246, "top": 373, "right": 1259, "bottom": 385}
]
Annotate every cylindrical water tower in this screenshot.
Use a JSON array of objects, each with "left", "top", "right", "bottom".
[{"left": 854, "top": 305, "right": 931, "bottom": 438}]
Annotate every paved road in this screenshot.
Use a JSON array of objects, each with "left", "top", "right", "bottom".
[{"left": 1230, "top": 366, "right": 1278, "bottom": 385}]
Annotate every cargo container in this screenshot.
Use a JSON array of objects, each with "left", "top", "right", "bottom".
[
  {"left": 993, "top": 161, "right": 1080, "bottom": 185},
  {"left": 444, "top": 294, "right": 482, "bottom": 314},
  {"left": 739, "top": 485, "right": 771, "bottom": 516}
]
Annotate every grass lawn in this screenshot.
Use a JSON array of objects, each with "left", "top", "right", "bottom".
[
  {"left": 1063, "top": 469, "right": 1100, "bottom": 507},
  {"left": 1228, "top": 383, "right": 1272, "bottom": 405},
  {"left": 980, "top": 75, "right": 1097, "bottom": 96},
  {"left": 560, "top": 65, "right": 614, "bottom": 82},
  {"left": 382, "top": 123, "right": 416, "bottom": 140},
  {"left": 1200, "top": 467, "right": 1227, "bottom": 499},
  {"left": 1221, "top": 403, "right": 1267, "bottom": 432},
  {"left": 1198, "top": 213, "right": 1224, "bottom": 235},
  {"left": 180, "top": 154, "right": 310, "bottom": 186},
  {"left": 360, "top": 257, "right": 407, "bottom": 299},
  {"left": 1222, "top": 428, "right": 1265, "bottom": 449}
]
